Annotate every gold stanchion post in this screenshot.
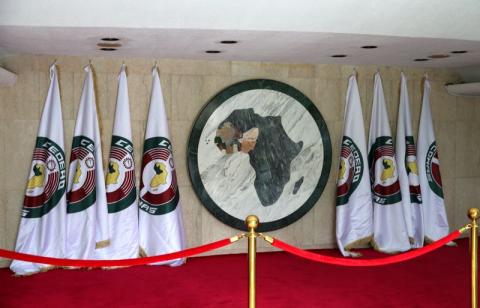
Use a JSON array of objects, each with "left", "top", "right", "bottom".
[
  {"left": 246, "top": 215, "right": 259, "bottom": 308},
  {"left": 469, "top": 208, "right": 479, "bottom": 308}
]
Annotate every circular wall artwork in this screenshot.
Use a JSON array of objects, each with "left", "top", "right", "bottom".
[{"left": 187, "top": 79, "right": 331, "bottom": 232}]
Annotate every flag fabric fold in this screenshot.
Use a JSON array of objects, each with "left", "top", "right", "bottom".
[
  {"left": 138, "top": 67, "right": 186, "bottom": 266},
  {"left": 100, "top": 64, "right": 139, "bottom": 259},
  {"left": 10, "top": 64, "right": 67, "bottom": 275},
  {"left": 66, "top": 65, "right": 109, "bottom": 260},
  {"left": 368, "top": 73, "right": 410, "bottom": 253},
  {"left": 417, "top": 78, "right": 449, "bottom": 242},
  {"left": 396, "top": 73, "right": 424, "bottom": 248},
  {"left": 336, "top": 74, "right": 373, "bottom": 257}
]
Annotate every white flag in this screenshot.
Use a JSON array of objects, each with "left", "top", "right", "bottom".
[
  {"left": 417, "top": 78, "right": 449, "bottom": 242},
  {"left": 336, "top": 74, "right": 373, "bottom": 257},
  {"left": 368, "top": 73, "right": 410, "bottom": 253},
  {"left": 66, "top": 65, "right": 109, "bottom": 260},
  {"left": 395, "top": 73, "right": 424, "bottom": 248},
  {"left": 10, "top": 64, "right": 67, "bottom": 275},
  {"left": 100, "top": 65, "right": 139, "bottom": 259},
  {"left": 138, "top": 67, "right": 185, "bottom": 266}
]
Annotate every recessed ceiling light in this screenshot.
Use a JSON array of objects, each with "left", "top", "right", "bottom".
[
  {"left": 428, "top": 54, "right": 450, "bottom": 59},
  {"left": 414, "top": 58, "right": 429, "bottom": 62},
  {"left": 361, "top": 45, "right": 378, "bottom": 49},
  {"left": 205, "top": 50, "right": 222, "bottom": 54},
  {"left": 331, "top": 54, "right": 347, "bottom": 58},
  {"left": 451, "top": 50, "right": 468, "bottom": 54},
  {"left": 100, "top": 48, "right": 117, "bottom": 51},
  {"left": 101, "top": 37, "right": 120, "bottom": 41},
  {"left": 220, "top": 40, "right": 238, "bottom": 44},
  {"left": 97, "top": 43, "right": 122, "bottom": 48}
]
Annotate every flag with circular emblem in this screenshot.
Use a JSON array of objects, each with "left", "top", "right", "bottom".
[
  {"left": 138, "top": 66, "right": 185, "bottom": 266},
  {"left": 66, "top": 65, "right": 109, "bottom": 260},
  {"left": 368, "top": 72, "right": 410, "bottom": 253},
  {"left": 10, "top": 64, "right": 67, "bottom": 275},
  {"left": 336, "top": 74, "right": 373, "bottom": 257},
  {"left": 98, "top": 64, "right": 139, "bottom": 260},
  {"left": 417, "top": 78, "right": 449, "bottom": 242},
  {"left": 396, "top": 73, "right": 424, "bottom": 248}
]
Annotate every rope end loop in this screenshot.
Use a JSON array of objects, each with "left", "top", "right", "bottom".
[
  {"left": 459, "top": 224, "right": 472, "bottom": 234},
  {"left": 230, "top": 233, "right": 246, "bottom": 243},
  {"left": 263, "top": 235, "right": 274, "bottom": 244}
]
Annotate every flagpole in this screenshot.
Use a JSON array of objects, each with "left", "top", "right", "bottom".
[
  {"left": 246, "top": 215, "right": 259, "bottom": 308},
  {"left": 469, "top": 208, "right": 479, "bottom": 308}
]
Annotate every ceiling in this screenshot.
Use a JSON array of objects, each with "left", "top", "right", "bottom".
[{"left": 1, "top": 0, "right": 480, "bottom": 72}]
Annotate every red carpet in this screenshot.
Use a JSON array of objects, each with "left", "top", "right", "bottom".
[{"left": 0, "top": 238, "right": 473, "bottom": 307}]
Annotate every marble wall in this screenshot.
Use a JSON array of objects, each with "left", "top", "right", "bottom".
[{"left": 0, "top": 54, "right": 479, "bottom": 267}]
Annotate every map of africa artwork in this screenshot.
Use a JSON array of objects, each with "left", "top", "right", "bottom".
[{"left": 188, "top": 79, "right": 331, "bottom": 232}]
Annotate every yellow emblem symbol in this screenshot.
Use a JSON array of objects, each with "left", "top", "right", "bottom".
[
  {"left": 406, "top": 161, "right": 418, "bottom": 175},
  {"left": 27, "top": 163, "right": 45, "bottom": 189},
  {"left": 380, "top": 158, "right": 395, "bottom": 182},
  {"left": 150, "top": 162, "right": 168, "bottom": 190},
  {"left": 73, "top": 163, "right": 82, "bottom": 184},
  {"left": 106, "top": 161, "right": 120, "bottom": 185},
  {"left": 338, "top": 159, "right": 347, "bottom": 180}
]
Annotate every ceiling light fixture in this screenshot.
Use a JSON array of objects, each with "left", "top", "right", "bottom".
[
  {"left": 428, "top": 54, "right": 450, "bottom": 59},
  {"left": 100, "top": 48, "right": 117, "bottom": 51},
  {"left": 331, "top": 54, "right": 347, "bottom": 58},
  {"left": 205, "top": 50, "right": 222, "bottom": 54},
  {"left": 451, "top": 50, "right": 468, "bottom": 54},
  {"left": 220, "top": 40, "right": 238, "bottom": 44},
  {"left": 101, "top": 37, "right": 120, "bottom": 42},
  {"left": 361, "top": 45, "right": 378, "bottom": 49},
  {"left": 97, "top": 43, "right": 122, "bottom": 48},
  {"left": 414, "top": 58, "right": 429, "bottom": 62}
]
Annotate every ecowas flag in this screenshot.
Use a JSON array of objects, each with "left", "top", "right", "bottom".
[
  {"left": 101, "top": 64, "right": 139, "bottom": 259},
  {"left": 368, "top": 73, "right": 410, "bottom": 253},
  {"left": 417, "top": 78, "right": 449, "bottom": 242},
  {"left": 336, "top": 74, "right": 373, "bottom": 257},
  {"left": 66, "top": 65, "right": 109, "bottom": 260},
  {"left": 395, "top": 73, "right": 424, "bottom": 248},
  {"left": 138, "top": 67, "right": 185, "bottom": 266},
  {"left": 11, "top": 64, "right": 67, "bottom": 275}
]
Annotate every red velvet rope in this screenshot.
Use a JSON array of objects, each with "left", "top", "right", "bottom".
[
  {"left": 0, "top": 238, "right": 234, "bottom": 268},
  {"left": 270, "top": 230, "right": 462, "bottom": 267}
]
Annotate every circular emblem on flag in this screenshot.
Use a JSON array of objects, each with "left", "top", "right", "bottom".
[
  {"left": 47, "top": 160, "right": 56, "bottom": 171},
  {"left": 67, "top": 136, "right": 97, "bottom": 213},
  {"left": 369, "top": 136, "right": 401, "bottom": 205},
  {"left": 336, "top": 136, "right": 363, "bottom": 206},
  {"left": 139, "top": 136, "right": 179, "bottom": 215},
  {"left": 425, "top": 141, "right": 444, "bottom": 198},
  {"left": 106, "top": 136, "right": 136, "bottom": 213},
  {"left": 123, "top": 157, "right": 133, "bottom": 169},
  {"left": 23, "top": 137, "right": 67, "bottom": 218}
]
